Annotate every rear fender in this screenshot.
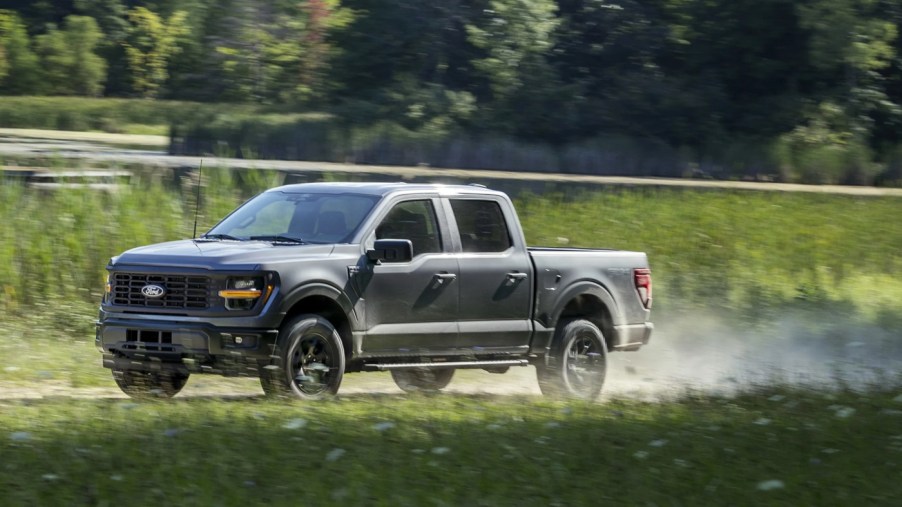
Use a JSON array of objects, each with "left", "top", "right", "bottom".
[{"left": 533, "top": 281, "right": 621, "bottom": 353}]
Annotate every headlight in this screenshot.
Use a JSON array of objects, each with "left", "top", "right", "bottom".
[{"left": 219, "top": 276, "right": 272, "bottom": 310}]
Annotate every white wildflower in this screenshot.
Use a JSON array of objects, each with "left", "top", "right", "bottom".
[
  {"left": 767, "top": 394, "right": 785, "bottom": 402},
  {"left": 372, "top": 422, "right": 395, "bottom": 432},
  {"left": 3, "top": 366, "right": 19, "bottom": 372},
  {"left": 431, "top": 447, "right": 451, "bottom": 455},
  {"left": 756, "top": 479, "right": 784, "bottom": 491},
  {"left": 648, "top": 439, "right": 668, "bottom": 447},
  {"left": 754, "top": 418, "right": 771, "bottom": 426},
  {"left": 633, "top": 450, "right": 649, "bottom": 459},
  {"left": 834, "top": 407, "right": 855, "bottom": 419},
  {"left": 326, "top": 448, "right": 345, "bottom": 462},
  {"left": 42, "top": 474, "right": 59, "bottom": 481},
  {"left": 110, "top": 475, "right": 123, "bottom": 481},
  {"left": 10, "top": 431, "right": 31, "bottom": 442},
  {"left": 282, "top": 418, "right": 307, "bottom": 430}
]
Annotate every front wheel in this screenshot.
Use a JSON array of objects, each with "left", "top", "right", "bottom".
[
  {"left": 112, "top": 369, "right": 189, "bottom": 399},
  {"left": 260, "top": 315, "right": 345, "bottom": 399},
  {"left": 536, "top": 319, "right": 607, "bottom": 400},
  {"left": 390, "top": 368, "right": 455, "bottom": 393}
]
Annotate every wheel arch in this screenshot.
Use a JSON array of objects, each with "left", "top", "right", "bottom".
[
  {"left": 548, "top": 282, "right": 619, "bottom": 352},
  {"left": 280, "top": 283, "right": 358, "bottom": 359}
]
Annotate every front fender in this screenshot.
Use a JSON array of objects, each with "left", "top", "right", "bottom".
[{"left": 279, "top": 282, "right": 361, "bottom": 330}]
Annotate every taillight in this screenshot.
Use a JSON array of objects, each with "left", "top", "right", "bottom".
[{"left": 634, "top": 268, "right": 652, "bottom": 309}]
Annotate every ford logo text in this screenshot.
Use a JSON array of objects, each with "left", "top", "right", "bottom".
[{"left": 141, "top": 284, "right": 166, "bottom": 298}]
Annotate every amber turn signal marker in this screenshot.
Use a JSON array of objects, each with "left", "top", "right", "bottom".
[{"left": 219, "top": 289, "right": 262, "bottom": 299}]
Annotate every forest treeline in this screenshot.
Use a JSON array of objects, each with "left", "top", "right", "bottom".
[{"left": 3, "top": 0, "right": 902, "bottom": 184}]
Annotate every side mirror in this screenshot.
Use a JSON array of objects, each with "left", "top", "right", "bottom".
[{"left": 367, "top": 239, "right": 413, "bottom": 263}]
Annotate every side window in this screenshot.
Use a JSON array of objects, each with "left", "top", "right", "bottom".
[
  {"left": 450, "top": 200, "right": 512, "bottom": 253},
  {"left": 375, "top": 200, "right": 442, "bottom": 256}
]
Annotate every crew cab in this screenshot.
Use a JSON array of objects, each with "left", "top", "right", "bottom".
[{"left": 96, "top": 182, "right": 653, "bottom": 399}]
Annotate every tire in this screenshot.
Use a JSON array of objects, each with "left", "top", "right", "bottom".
[
  {"left": 390, "top": 368, "right": 455, "bottom": 393},
  {"left": 112, "top": 369, "right": 189, "bottom": 399},
  {"left": 260, "top": 315, "right": 345, "bottom": 399},
  {"left": 536, "top": 319, "right": 607, "bottom": 400}
]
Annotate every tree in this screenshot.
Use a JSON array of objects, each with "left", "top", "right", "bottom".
[
  {"left": 329, "top": 1, "right": 487, "bottom": 129},
  {"left": 465, "top": 0, "right": 565, "bottom": 140},
  {"left": 797, "top": 0, "right": 899, "bottom": 138},
  {"left": 0, "top": 10, "right": 43, "bottom": 94},
  {"left": 35, "top": 15, "right": 107, "bottom": 96},
  {"left": 122, "top": 6, "right": 188, "bottom": 98},
  {"left": 205, "top": 0, "right": 349, "bottom": 104}
]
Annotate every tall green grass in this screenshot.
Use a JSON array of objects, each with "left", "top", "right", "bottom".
[
  {"left": 0, "top": 167, "right": 282, "bottom": 311},
  {"left": 518, "top": 188, "right": 902, "bottom": 325},
  {"left": 0, "top": 97, "right": 273, "bottom": 134},
  {"left": 1, "top": 175, "right": 900, "bottom": 326}
]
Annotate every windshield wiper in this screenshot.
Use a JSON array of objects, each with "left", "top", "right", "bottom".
[
  {"left": 197, "top": 233, "right": 243, "bottom": 241},
  {"left": 249, "top": 235, "right": 306, "bottom": 244}
]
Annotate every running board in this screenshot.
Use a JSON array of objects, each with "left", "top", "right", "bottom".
[{"left": 365, "top": 359, "right": 528, "bottom": 371}]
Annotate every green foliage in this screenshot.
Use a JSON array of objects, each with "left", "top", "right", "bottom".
[
  {"left": 122, "top": 7, "right": 188, "bottom": 98},
  {"left": 34, "top": 16, "right": 108, "bottom": 96},
  {"left": 0, "top": 10, "right": 42, "bottom": 95}
]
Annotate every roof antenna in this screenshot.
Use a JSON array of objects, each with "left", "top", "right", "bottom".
[{"left": 192, "top": 160, "right": 204, "bottom": 239}]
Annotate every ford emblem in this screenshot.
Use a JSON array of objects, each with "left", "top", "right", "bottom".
[{"left": 141, "top": 284, "right": 166, "bottom": 298}]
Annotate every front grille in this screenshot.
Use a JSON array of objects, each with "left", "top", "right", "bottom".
[{"left": 112, "top": 273, "right": 211, "bottom": 309}]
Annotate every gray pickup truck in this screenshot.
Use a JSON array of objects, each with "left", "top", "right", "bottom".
[{"left": 96, "top": 182, "right": 653, "bottom": 400}]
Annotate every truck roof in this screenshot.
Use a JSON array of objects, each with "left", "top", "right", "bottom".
[{"left": 266, "top": 182, "right": 506, "bottom": 198}]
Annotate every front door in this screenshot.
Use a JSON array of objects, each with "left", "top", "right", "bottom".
[{"left": 360, "top": 198, "right": 459, "bottom": 354}]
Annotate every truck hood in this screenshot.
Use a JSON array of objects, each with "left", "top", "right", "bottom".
[{"left": 110, "top": 239, "right": 338, "bottom": 270}]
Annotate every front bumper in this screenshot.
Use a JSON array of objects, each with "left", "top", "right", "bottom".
[{"left": 96, "top": 317, "right": 279, "bottom": 376}]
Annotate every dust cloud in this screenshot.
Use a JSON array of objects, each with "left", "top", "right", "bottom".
[{"left": 437, "top": 311, "right": 902, "bottom": 400}]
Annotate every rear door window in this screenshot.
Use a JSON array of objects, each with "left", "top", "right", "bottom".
[{"left": 449, "top": 200, "right": 512, "bottom": 253}]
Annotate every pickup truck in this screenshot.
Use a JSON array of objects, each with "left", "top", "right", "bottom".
[{"left": 96, "top": 182, "right": 653, "bottom": 400}]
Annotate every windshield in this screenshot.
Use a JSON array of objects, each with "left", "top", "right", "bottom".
[{"left": 205, "top": 191, "right": 380, "bottom": 244}]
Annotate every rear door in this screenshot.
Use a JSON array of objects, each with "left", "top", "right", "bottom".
[
  {"left": 359, "top": 197, "right": 460, "bottom": 353},
  {"left": 446, "top": 197, "right": 532, "bottom": 352}
]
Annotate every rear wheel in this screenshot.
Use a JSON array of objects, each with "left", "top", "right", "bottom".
[
  {"left": 112, "top": 369, "right": 189, "bottom": 399},
  {"left": 536, "top": 319, "right": 607, "bottom": 400},
  {"left": 390, "top": 368, "right": 455, "bottom": 393},
  {"left": 260, "top": 315, "right": 345, "bottom": 399}
]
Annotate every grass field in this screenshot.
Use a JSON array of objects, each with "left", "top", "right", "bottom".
[
  {"left": 2, "top": 388, "right": 900, "bottom": 505},
  {"left": 1, "top": 171, "right": 901, "bottom": 505}
]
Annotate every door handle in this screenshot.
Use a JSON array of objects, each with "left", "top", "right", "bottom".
[
  {"left": 433, "top": 273, "right": 457, "bottom": 285},
  {"left": 506, "top": 272, "right": 528, "bottom": 281}
]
